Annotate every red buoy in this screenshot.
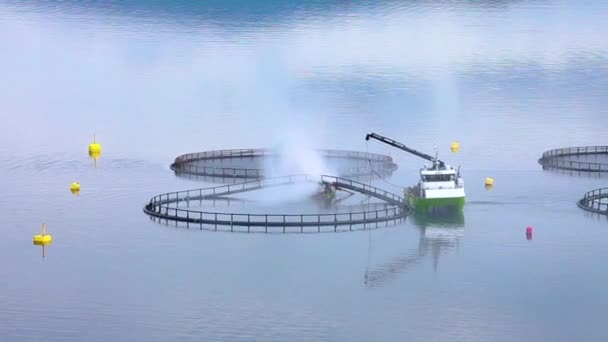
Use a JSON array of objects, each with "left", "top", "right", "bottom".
[{"left": 526, "top": 226, "right": 533, "bottom": 240}]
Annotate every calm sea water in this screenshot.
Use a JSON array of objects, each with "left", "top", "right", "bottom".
[{"left": 1, "top": 1, "right": 608, "bottom": 341}]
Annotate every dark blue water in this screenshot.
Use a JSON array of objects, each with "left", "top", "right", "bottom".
[{"left": 1, "top": 1, "right": 608, "bottom": 341}]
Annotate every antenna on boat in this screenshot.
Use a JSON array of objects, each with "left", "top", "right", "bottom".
[{"left": 434, "top": 143, "right": 439, "bottom": 170}]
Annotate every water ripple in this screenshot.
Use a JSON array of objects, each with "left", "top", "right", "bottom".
[{"left": 1, "top": 153, "right": 152, "bottom": 172}]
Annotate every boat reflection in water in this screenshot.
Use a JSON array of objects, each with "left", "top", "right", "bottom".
[{"left": 364, "top": 211, "right": 464, "bottom": 288}]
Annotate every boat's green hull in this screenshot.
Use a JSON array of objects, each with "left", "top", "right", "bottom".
[{"left": 407, "top": 194, "right": 465, "bottom": 213}]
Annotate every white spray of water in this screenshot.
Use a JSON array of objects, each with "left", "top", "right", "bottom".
[{"left": 259, "top": 120, "right": 337, "bottom": 206}]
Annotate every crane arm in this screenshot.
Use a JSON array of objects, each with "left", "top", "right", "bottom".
[{"left": 365, "top": 132, "right": 445, "bottom": 168}]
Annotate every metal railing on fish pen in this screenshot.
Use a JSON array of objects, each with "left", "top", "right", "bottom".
[
  {"left": 170, "top": 148, "right": 398, "bottom": 179},
  {"left": 171, "top": 149, "right": 264, "bottom": 178},
  {"left": 143, "top": 174, "right": 410, "bottom": 232},
  {"left": 578, "top": 187, "right": 608, "bottom": 215},
  {"left": 173, "top": 149, "right": 395, "bottom": 164},
  {"left": 538, "top": 146, "right": 608, "bottom": 172}
]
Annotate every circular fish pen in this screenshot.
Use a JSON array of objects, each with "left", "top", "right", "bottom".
[
  {"left": 144, "top": 175, "right": 410, "bottom": 233},
  {"left": 170, "top": 149, "right": 398, "bottom": 180},
  {"left": 539, "top": 146, "right": 608, "bottom": 214},
  {"left": 538, "top": 146, "right": 608, "bottom": 172},
  {"left": 578, "top": 187, "right": 608, "bottom": 215}
]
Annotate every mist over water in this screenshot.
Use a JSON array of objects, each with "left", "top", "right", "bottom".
[
  {"left": 1, "top": 0, "right": 606, "bottom": 164},
  {"left": 257, "top": 115, "right": 338, "bottom": 205}
]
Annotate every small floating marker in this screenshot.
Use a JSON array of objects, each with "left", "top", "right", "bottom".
[
  {"left": 33, "top": 223, "right": 53, "bottom": 245},
  {"left": 89, "top": 149, "right": 101, "bottom": 168},
  {"left": 70, "top": 182, "right": 80, "bottom": 192},
  {"left": 484, "top": 177, "right": 494, "bottom": 186},
  {"left": 526, "top": 226, "right": 533, "bottom": 240},
  {"left": 451, "top": 142, "right": 460, "bottom": 152},
  {"left": 88, "top": 134, "right": 102, "bottom": 167},
  {"left": 89, "top": 149, "right": 101, "bottom": 160},
  {"left": 88, "top": 133, "right": 102, "bottom": 154}
]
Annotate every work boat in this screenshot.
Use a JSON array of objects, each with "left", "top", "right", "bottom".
[
  {"left": 365, "top": 132, "right": 466, "bottom": 213},
  {"left": 408, "top": 159, "right": 465, "bottom": 213}
]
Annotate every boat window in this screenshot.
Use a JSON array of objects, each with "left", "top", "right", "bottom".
[{"left": 423, "top": 174, "right": 455, "bottom": 182}]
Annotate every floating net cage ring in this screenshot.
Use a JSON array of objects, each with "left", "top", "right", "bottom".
[
  {"left": 143, "top": 174, "right": 410, "bottom": 232},
  {"left": 538, "top": 146, "right": 608, "bottom": 172},
  {"left": 170, "top": 148, "right": 399, "bottom": 179},
  {"left": 578, "top": 187, "right": 608, "bottom": 215},
  {"left": 146, "top": 215, "right": 408, "bottom": 234}
]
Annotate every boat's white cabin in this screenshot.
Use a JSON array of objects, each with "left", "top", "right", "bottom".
[{"left": 419, "top": 164, "right": 463, "bottom": 190}]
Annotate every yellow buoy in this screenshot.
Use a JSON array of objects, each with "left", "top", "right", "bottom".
[
  {"left": 33, "top": 239, "right": 52, "bottom": 246},
  {"left": 89, "top": 149, "right": 101, "bottom": 159},
  {"left": 88, "top": 133, "right": 102, "bottom": 154},
  {"left": 451, "top": 142, "right": 460, "bottom": 152},
  {"left": 88, "top": 134, "right": 102, "bottom": 168},
  {"left": 70, "top": 182, "right": 80, "bottom": 192},
  {"left": 33, "top": 223, "right": 53, "bottom": 245},
  {"left": 89, "top": 149, "right": 101, "bottom": 168},
  {"left": 485, "top": 177, "right": 494, "bottom": 186}
]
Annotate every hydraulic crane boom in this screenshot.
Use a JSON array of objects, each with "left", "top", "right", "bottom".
[{"left": 365, "top": 132, "right": 445, "bottom": 168}]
